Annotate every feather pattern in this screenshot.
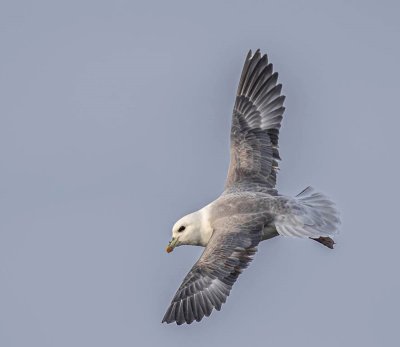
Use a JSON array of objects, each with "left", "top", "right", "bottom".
[
  {"left": 274, "top": 187, "right": 341, "bottom": 238},
  {"left": 225, "top": 50, "right": 285, "bottom": 193},
  {"left": 162, "top": 216, "right": 264, "bottom": 325}
]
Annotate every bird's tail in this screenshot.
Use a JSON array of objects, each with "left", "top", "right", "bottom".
[{"left": 275, "top": 186, "right": 341, "bottom": 239}]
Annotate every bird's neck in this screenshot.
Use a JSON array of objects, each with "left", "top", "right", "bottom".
[{"left": 197, "top": 205, "right": 214, "bottom": 247}]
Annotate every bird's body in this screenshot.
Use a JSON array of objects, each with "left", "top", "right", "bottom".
[
  {"left": 163, "top": 50, "right": 340, "bottom": 325},
  {"left": 174, "top": 191, "right": 277, "bottom": 247}
]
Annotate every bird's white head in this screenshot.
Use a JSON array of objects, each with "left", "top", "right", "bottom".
[{"left": 166, "top": 210, "right": 212, "bottom": 253}]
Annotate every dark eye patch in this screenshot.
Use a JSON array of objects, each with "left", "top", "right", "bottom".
[{"left": 178, "top": 226, "right": 186, "bottom": 232}]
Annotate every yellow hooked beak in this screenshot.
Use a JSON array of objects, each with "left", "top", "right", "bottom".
[{"left": 166, "top": 237, "right": 179, "bottom": 253}]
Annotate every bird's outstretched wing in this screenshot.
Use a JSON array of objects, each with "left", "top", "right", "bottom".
[
  {"left": 162, "top": 216, "right": 263, "bottom": 325},
  {"left": 225, "top": 50, "right": 285, "bottom": 193}
]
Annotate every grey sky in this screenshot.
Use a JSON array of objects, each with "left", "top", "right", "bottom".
[{"left": 1, "top": 0, "right": 399, "bottom": 346}]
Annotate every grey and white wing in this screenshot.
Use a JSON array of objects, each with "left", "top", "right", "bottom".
[
  {"left": 162, "top": 217, "right": 263, "bottom": 325},
  {"left": 225, "top": 50, "right": 285, "bottom": 193},
  {"left": 274, "top": 187, "right": 341, "bottom": 238}
]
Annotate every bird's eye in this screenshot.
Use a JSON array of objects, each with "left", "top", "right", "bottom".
[{"left": 178, "top": 226, "right": 186, "bottom": 232}]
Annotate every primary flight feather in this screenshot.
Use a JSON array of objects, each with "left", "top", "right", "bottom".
[{"left": 162, "top": 50, "right": 340, "bottom": 325}]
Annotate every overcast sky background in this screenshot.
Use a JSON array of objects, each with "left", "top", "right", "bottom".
[{"left": 1, "top": 0, "right": 399, "bottom": 346}]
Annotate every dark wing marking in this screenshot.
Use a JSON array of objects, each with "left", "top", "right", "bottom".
[
  {"left": 162, "top": 217, "right": 263, "bottom": 325},
  {"left": 225, "top": 50, "right": 285, "bottom": 193}
]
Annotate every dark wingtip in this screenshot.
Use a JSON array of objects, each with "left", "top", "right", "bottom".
[
  {"left": 246, "top": 49, "right": 252, "bottom": 59},
  {"left": 249, "top": 49, "right": 265, "bottom": 61},
  {"left": 311, "top": 236, "right": 335, "bottom": 249}
]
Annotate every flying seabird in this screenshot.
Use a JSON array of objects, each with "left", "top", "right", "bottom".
[{"left": 162, "top": 50, "right": 340, "bottom": 325}]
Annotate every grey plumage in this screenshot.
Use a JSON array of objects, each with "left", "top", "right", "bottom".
[
  {"left": 163, "top": 215, "right": 264, "bottom": 325},
  {"left": 274, "top": 187, "right": 340, "bottom": 238},
  {"left": 162, "top": 50, "right": 340, "bottom": 325},
  {"left": 225, "top": 49, "right": 285, "bottom": 193}
]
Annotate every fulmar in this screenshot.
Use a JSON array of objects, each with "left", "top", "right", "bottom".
[{"left": 162, "top": 50, "right": 340, "bottom": 325}]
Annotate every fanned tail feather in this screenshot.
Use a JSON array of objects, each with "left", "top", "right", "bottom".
[{"left": 275, "top": 187, "right": 340, "bottom": 238}]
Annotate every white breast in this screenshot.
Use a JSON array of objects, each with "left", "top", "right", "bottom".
[{"left": 198, "top": 204, "right": 214, "bottom": 246}]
